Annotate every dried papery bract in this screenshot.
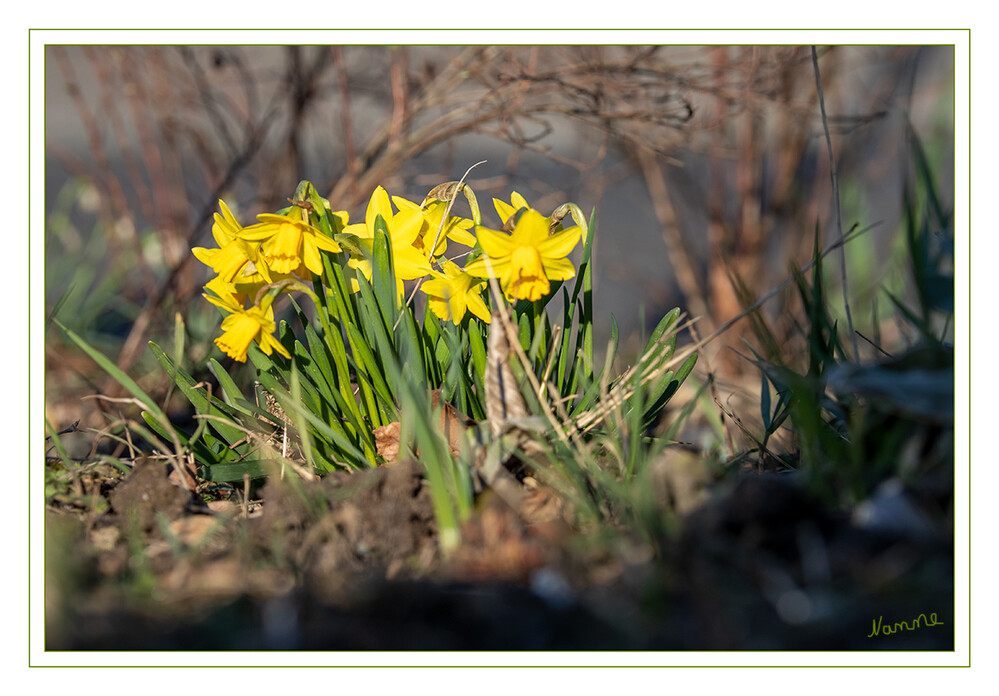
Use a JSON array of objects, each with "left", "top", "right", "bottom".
[{"left": 485, "top": 309, "right": 529, "bottom": 437}]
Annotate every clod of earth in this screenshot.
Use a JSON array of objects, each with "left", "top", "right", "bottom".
[{"left": 108, "top": 457, "right": 191, "bottom": 531}]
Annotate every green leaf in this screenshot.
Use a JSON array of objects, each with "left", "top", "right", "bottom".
[
  {"left": 517, "top": 310, "right": 531, "bottom": 354},
  {"left": 527, "top": 309, "right": 548, "bottom": 368},
  {"left": 575, "top": 211, "right": 597, "bottom": 375},
  {"left": 399, "top": 303, "right": 429, "bottom": 389},
  {"left": 206, "top": 359, "right": 264, "bottom": 419},
  {"left": 346, "top": 321, "right": 396, "bottom": 409},
  {"left": 322, "top": 250, "right": 358, "bottom": 327},
  {"left": 760, "top": 368, "right": 772, "bottom": 432},
  {"left": 150, "top": 342, "right": 246, "bottom": 446},
  {"left": 302, "top": 321, "right": 337, "bottom": 397},
  {"left": 468, "top": 315, "right": 487, "bottom": 384},
  {"left": 422, "top": 303, "right": 444, "bottom": 385},
  {"left": 371, "top": 214, "right": 399, "bottom": 330},
  {"left": 644, "top": 307, "right": 681, "bottom": 356},
  {"left": 569, "top": 359, "right": 604, "bottom": 417},
  {"left": 661, "top": 374, "right": 709, "bottom": 443},
  {"left": 172, "top": 312, "right": 186, "bottom": 376},
  {"left": 263, "top": 378, "right": 370, "bottom": 468},
  {"left": 45, "top": 418, "right": 74, "bottom": 470},
  {"left": 292, "top": 340, "right": 335, "bottom": 408},
  {"left": 640, "top": 351, "right": 697, "bottom": 430},
  {"left": 140, "top": 411, "right": 224, "bottom": 467},
  {"left": 289, "top": 364, "right": 317, "bottom": 472}
]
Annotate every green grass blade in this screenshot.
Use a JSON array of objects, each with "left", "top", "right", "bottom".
[
  {"left": 149, "top": 342, "right": 246, "bottom": 446},
  {"left": 55, "top": 320, "right": 168, "bottom": 424},
  {"left": 206, "top": 359, "right": 257, "bottom": 415},
  {"left": 44, "top": 418, "right": 75, "bottom": 469}
]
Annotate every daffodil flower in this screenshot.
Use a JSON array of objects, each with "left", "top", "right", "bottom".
[
  {"left": 192, "top": 200, "right": 273, "bottom": 284},
  {"left": 420, "top": 259, "right": 491, "bottom": 325},
  {"left": 392, "top": 195, "right": 477, "bottom": 259},
  {"left": 464, "top": 208, "right": 581, "bottom": 302},
  {"left": 240, "top": 209, "right": 343, "bottom": 276},
  {"left": 202, "top": 285, "right": 290, "bottom": 363},
  {"left": 215, "top": 304, "right": 290, "bottom": 363},
  {"left": 342, "top": 186, "right": 433, "bottom": 295}
]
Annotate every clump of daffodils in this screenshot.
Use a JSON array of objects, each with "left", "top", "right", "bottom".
[
  {"left": 194, "top": 180, "right": 586, "bottom": 362},
  {"left": 167, "top": 173, "right": 692, "bottom": 536}
]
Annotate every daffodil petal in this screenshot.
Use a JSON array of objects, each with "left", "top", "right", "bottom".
[
  {"left": 393, "top": 246, "right": 432, "bottom": 280},
  {"left": 392, "top": 209, "right": 424, "bottom": 247},
  {"left": 448, "top": 292, "right": 467, "bottom": 323},
  {"left": 203, "top": 292, "right": 240, "bottom": 313},
  {"left": 259, "top": 332, "right": 292, "bottom": 359},
  {"left": 313, "top": 232, "right": 341, "bottom": 253},
  {"left": 216, "top": 244, "right": 253, "bottom": 281},
  {"left": 543, "top": 256, "right": 577, "bottom": 281},
  {"left": 420, "top": 278, "right": 451, "bottom": 296},
  {"left": 215, "top": 313, "right": 261, "bottom": 362},
  {"left": 476, "top": 226, "right": 516, "bottom": 257},
  {"left": 537, "top": 225, "right": 582, "bottom": 257},
  {"left": 439, "top": 259, "right": 462, "bottom": 276},
  {"left": 192, "top": 246, "right": 218, "bottom": 267},
  {"left": 238, "top": 223, "right": 277, "bottom": 241},
  {"left": 463, "top": 256, "right": 511, "bottom": 279},
  {"left": 218, "top": 199, "right": 238, "bottom": 225},
  {"left": 428, "top": 296, "right": 451, "bottom": 322},
  {"left": 493, "top": 198, "right": 516, "bottom": 223},
  {"left": 343, "top": 222, "right": 372, "bottom": 239},
  {"left": 391, "top": 195, "right": 419, "bottom": 211},
  {"left": 466, "top": 293, "right": 491, "bottom": 323},
  {"left": 302, "top": 238, "right": 323, "bottom": 276},
  {"left": 366, "top": 186, "right": 393, "bottom": 230},
  {"left": 445, "top": 224, "right": 477, "bottom": 247},
  {"left": 462, "top": 258, "right": 487, "bottom": 277},
  {"left": 348, "top": 257, "right": 373, "bottom": 280},
  {"left": 510, "top": 209, "right": 551, "bottom": 245},
  {"left": 330, "top": 210, "right": 349, "bottom": 230},
  {"left": 255, "top": 213, "right": 290, "bottom": 225}
]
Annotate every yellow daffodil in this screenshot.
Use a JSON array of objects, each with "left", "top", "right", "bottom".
[
  {"left": 240, "top": 209, "right": 343, "bottom": 276},
  {"left": 420, "top": 259, "right": 491, "bottom": 325},
  {"left": 192, "top": 200, "right": 273, "bottom": 284},
  {"left": 202, "top": 285, "right": 290, "bottom": 363},
  {"left": 392, "top": 195, "right": 477, "bottom": 259},
  {"left": 215, "top": 304, "right": 290, "bottom": 362},
  {"left": 464, "top": 208, "right": 581, "bottom": 302},
  {"left": 342, "top": 186, "right": 433, "bottom": 295}
]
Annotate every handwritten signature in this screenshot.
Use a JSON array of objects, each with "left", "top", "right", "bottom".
[{"left": 868, "top": 612, "right": 945, "bottom": 638}]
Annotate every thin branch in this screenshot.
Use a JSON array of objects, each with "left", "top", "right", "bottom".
[
  {"left": 811, "top": 46, "right": 858, "bottom": 362},
  {"left": 573, "top": 221, "right": 879, "bottom": 434}
]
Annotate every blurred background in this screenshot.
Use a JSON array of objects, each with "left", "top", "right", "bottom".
[{"left": 44, "top": 44, "right": 955, "bottom": 442}]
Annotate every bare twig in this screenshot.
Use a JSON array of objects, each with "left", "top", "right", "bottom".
[
  {"left": 632, "top": 144, "right": 711, "bottom": 325},
  {"left": 811, "top": 46, "right": 858, "bottom": 361},
  {"left": 573, "top": 221, "right": 878, "bottom": 434},
  {"left": 331, "top": 46, "right": 359, "bottom": 203},
  {"left": 81, "top": 394, "right": 196, "bottom": 489}
]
